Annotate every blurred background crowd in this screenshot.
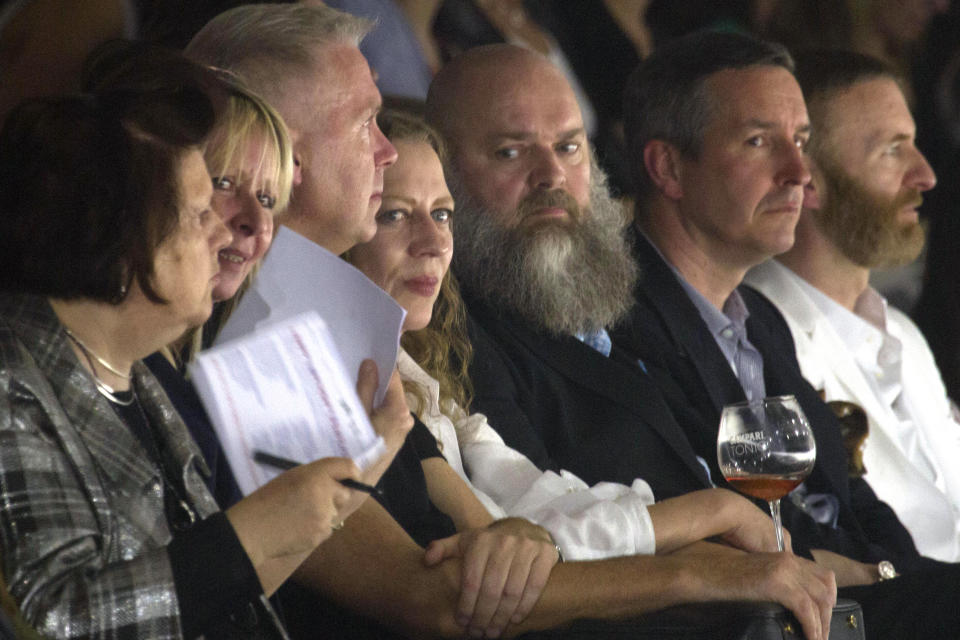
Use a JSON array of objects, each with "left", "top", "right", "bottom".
[
  {"left": 2, "top": 0, "right": 959, "bottom": 397},
  {"left": 2, "top": 3, "right": 960, "bottom": 638}
]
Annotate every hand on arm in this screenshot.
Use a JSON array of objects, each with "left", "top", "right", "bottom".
[
  {"left": 290, "top": 497, "right": 834, "bottom": 639},
  {"left": 674, "top": 544, "right": 837, "bottom": 640},
  {"left": 423, "top": 517, "right": 560, "bottom": 638},
  {"left": 420, "top": 443, "right": 557, "bottom": 637},
  {"left": 460, "top": 541, "right": 837, "bottom": 640},
  {"left": 649, "top": 488, "right": 789, "bottom": 554}
]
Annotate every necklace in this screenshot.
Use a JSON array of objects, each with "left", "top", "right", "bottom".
[
  {"left": 63, "top": 328, "right": 132, "bottom": 378},
  {"left": 64, "top": 328, "right": 134, "bottom": 406},
  {"left": 91, "top": 377, "right": 135, "bottom": 406}
]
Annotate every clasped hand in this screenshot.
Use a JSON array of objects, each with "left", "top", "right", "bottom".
[{"left": 424, "top": 517, "right": 560, "bottom": 638}]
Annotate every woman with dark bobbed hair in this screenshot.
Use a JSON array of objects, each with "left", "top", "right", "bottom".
[{"left": 0, "top": 50, "right": 371, "bottom": 639}]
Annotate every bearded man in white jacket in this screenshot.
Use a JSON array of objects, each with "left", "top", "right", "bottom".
[{"left": 744, "top": 48, "right": 960, "bottom": 562}]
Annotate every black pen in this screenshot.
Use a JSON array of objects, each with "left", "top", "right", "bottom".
[{"left": 253, "top": 450, "right": 383, "bottom": 496}]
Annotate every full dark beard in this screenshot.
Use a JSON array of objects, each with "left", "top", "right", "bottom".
[
  {"left": 449, "top": 159, "right": 638, "bottom": 337},
  {"left": 815, "top": 158, "right": 925, "bottom": 268}
]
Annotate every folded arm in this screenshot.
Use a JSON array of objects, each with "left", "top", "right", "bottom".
[
  {"left": 460, "top": 420, "right": 658, "bottom": 560},
  {"left": 649, "top": 488, "right": 788, "bottom": 554},
  {"left": 459, "top": 414, "right": 784, "bottom": 560},
  {"left": 295, "top": 477, "right": 836, "bottom": 640}
]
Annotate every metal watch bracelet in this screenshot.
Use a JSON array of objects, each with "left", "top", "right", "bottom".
[{"left": 877, "top": 560, "right": 898, "bottom": 581}]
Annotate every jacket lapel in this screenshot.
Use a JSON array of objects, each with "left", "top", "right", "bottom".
[
  {"left": 135, "top": 362, "right": 219, "bottom": 519},
  {"left": 474, "top": 302, "right": 712, "bottom": 487},
  {"left": 10, "top": 296, "right": 175, "bottom": 546},
  {"left": 746, "top": 262, "right": 960, "bottom": 517},
  {"left": 746, "top": 261, "right": 884, "bottom": 416},
  {"left": 632, "top": 231, "right": 746, "bottom": 416},
  {"left": 746, "top": 261, "right": 911, "bottom": 458}
]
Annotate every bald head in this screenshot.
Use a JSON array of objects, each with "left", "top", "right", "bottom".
[{"left": 426, "top": 44, "right": 571, "bottom": 156}]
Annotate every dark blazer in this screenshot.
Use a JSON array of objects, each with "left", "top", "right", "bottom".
[
  {"left": 610, "top": 229, "right": 921, "bottom": 567},
  {"left": 464, "top": 293, "right": 712, "bottom": 506}
]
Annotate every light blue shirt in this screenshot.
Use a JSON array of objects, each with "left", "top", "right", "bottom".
[
  {"left": 575, "top": 328, "right": 612, "bottom": 358},
  {"left": 644, "top": 234, "right": 838, "bottom": 525}
]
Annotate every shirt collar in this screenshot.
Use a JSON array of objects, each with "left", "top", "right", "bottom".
[
  {"left": 853, "top": 286, "right": 888, "bottom": 332},
  {"left": 672, "top": 261, "right": 750, "bottom": 339},
  {"left": 794, "top": 277, "right": 889, "bottom": 366},
  {"left": 640, "top": 230, "right": 749, "bottom": 336}
]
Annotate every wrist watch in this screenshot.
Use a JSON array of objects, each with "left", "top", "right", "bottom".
[
  {"left": 553, "top": 542, "right": 565, "bottom": 563},
  {"left": 545, "top": 531, "right": 564, "bottom": 563},
  {"left": 877, "top": 560, "right": 898, "bottom": 581}
]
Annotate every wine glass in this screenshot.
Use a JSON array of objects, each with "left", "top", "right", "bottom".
[{"left": 717, "top": 395, "right": 816, "bottom": 552}]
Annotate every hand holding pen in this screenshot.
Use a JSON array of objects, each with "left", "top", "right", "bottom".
[{"left": 254, "top": 450, "right": 384, "bottom": 496}]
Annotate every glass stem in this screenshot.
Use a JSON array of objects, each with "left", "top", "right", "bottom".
[{"left": 768, "top": 498, "right": 785, "bottom": 552}]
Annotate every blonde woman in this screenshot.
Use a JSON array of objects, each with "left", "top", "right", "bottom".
[{"left": 143, "top": 69, "right": 295, "bottom": 507}]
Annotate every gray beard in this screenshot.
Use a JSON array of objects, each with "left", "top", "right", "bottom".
[{"left": 449, "top": 161, "right": 638, "bottom": 337}]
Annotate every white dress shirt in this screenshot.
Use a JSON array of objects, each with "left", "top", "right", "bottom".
[
  {"left": 397, "top": 349, "right": 657, "bottom": 560},
  {"left": 746, "top": 259, "right": 960, "bottom": 561}
]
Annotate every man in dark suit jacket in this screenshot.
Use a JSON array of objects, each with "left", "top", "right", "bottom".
[
  {"left": 618, "top": 231, "right": 919, "bottom": 567},
  {"left": 425, "top": 41, "right": 845, "bottom": 639},
  {"left": 611, "top": 29, "right": 960, "bottom": 637},
  {"left": 465, "top": 295, "right": 711, "bottom": 497}
]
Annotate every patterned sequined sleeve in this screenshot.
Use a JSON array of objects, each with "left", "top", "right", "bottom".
[{"left": 0, "top": 342, "right": 184, "bottom": 639}]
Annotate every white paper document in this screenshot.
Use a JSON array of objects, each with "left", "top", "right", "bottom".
[
  {"left": 191, "top": 312, "right": 387, "bottom": 495},
  {"left": 215, "top": 226, "right": 406, "bottom": 404}
]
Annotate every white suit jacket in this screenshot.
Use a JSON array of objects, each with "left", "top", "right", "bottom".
[{"left": 746, "top": 259, "right": 960, "bottom": 561}]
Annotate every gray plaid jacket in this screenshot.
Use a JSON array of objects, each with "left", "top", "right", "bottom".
[{"left": 0, "top": 293, "right": 281, "bottom": 638}]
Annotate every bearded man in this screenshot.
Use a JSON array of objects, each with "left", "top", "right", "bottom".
[
  {"left": 425, "top": 43, "right": 724, "bottom": 504},
  {"left": 744, "top": 49, "right": 960, "bottom": 563}
]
